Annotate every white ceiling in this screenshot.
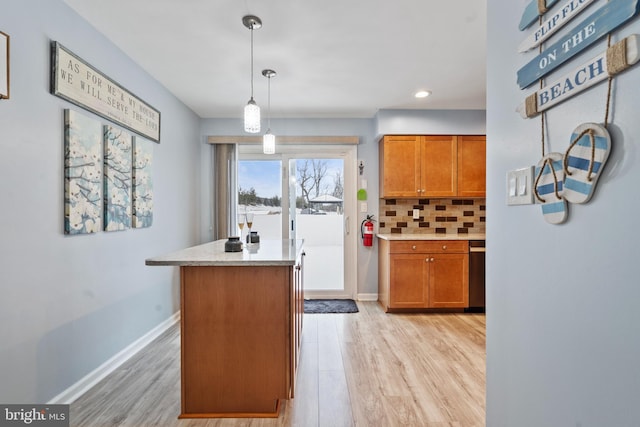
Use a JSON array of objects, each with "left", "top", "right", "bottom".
[{"left": 63, "top": 0, "right": 487, "bottom": 119}]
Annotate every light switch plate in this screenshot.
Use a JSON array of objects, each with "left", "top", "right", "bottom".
[{"left": 507, "top": 166, "right": 534, "bottom": 205}]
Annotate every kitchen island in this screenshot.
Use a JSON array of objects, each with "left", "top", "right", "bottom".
[{"left": 146, "top": 239, "right": 305, "bottom": 418}]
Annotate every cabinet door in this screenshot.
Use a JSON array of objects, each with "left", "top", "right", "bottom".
[
  {"left": 420, "top": 136, "right": 457, "bottom": 197},
  {"left": 389, "top": 253, "right": 429, "bottom": 308},
  {"left": 457, "top": 135, "right": 486, "bottom": 197},
  {"left": 428, "top": 253, "right": 469, "bottom": 308},
  {"left": 380, "top": 135, "right": 420, "bottom": 197}
]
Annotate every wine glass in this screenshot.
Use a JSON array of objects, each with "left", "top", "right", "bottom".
[
  {"left": 245, "top": 213, "right": 254, "bottom": 245},
  {"left": 237, "top": 213, "right": 245, "bottom": 241}
]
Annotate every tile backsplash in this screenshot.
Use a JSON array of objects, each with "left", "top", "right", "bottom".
[{"left": 378, "top": 199, "right": 486, "bottom": 234}]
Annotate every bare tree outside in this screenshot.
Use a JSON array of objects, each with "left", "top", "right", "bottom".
[
  {"left": 296, "top": 159, "right": 330, "bottom": 207},
  {"left": 311, "top": 160, "right": 328, "bottom": 198},
  {"left": 296, "top": 159, "right": 344, "bottom": 213},
  {"left": 332, "top": 171, "right": 343, "bottom": 199},
  {"left": 296, "top": 160, "right": 314, "bottom": 208},
  {"left": 240, "top": 159, "right": 342, "bottom": 210}
]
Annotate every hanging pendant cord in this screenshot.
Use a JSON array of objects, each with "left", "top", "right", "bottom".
[
  {"left": 267, "top": 76, "right": 271, "bottom": 129},
  {"left": 250, "top": 28, "right": 254, "bottom": 99}
]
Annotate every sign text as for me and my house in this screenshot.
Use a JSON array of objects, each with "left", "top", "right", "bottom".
[{"left": 51, "top": 42, "right": 160, "bottom": 142}]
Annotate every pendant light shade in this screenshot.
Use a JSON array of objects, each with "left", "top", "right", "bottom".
[
  {"left": 242, "top": 15, "right": 261, "bottom": 133},
  {"left": 262, "top": 69, "right": 276, "bottom": 154},
  {"left": 244, "top": 98, "right": 260, "bottom": 133},
  {"left": 263, "top": 131, "right": 275, "bottom": 154}
]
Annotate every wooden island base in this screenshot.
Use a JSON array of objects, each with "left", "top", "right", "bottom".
[
  {"left": 146, "top": 240, "right": 305, "bottom": 419},
  {"left": 178, "top": 400, "right": 282, "bottom": 419},
  {"left": 180, "top": 265, "right": 292, "bottom": 418}
]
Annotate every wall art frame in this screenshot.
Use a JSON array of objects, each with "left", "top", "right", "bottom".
[
  {"left": 64, "top": 109, "right": 103, "bottom": 235},
  {"left": 0, "top": 31, "right": 9, "bottom": 99},
  {"left": 50, "top": 41, "right": 161, "bottom": 142},
  {"left": 132, "top": 136, "right": 154, "bottom": 228},
  {"left": 103, "top": 125, "right": 132, "bottom": 231}
]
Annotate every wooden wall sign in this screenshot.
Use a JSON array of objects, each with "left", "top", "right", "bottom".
[
  {"left": 50, "top": 41, "right": 161, "bottom": 142},
  {"left": 517, "top": 0, "right": 640, "bottom": 89},
  {"left": 517, "top": 35, "right": 640, "bottom": 118},
  {"left": 518, "top": 0, "right": 597, "bottom": 53},
  {"left": 520, "top": 0, "right": 561, "bottom": 30}
]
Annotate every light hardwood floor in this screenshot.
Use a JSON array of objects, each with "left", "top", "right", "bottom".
[{"left": 70, "top": 302, "right": 485, "bottom": 427}]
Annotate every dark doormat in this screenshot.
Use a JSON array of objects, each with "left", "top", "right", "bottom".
[{"left": 304, "top": 299, "right": 359, "bottom": 314}]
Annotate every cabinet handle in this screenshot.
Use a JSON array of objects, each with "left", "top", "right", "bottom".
[
  {"left": 425, "top": 258, "right": 429, "bottom": 262},
  {"left": 442, "top": 245, "right": 447, "bottom": 250},
  {"left": 412, "top": 245, "right": 417, "bottom": 250},
  {"left": 431, "top": 258, "right": 435, "bottom": 262}
]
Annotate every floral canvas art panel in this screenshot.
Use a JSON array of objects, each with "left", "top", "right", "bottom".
[
  {"left": 132, "top": 136, "right": 153, "bottom": 228},
  {"left": 64, "top": 109, "right": 102, "bottom": 235},
  {"left": 103, "top": 125, "right": 132, "bottom": 231}
]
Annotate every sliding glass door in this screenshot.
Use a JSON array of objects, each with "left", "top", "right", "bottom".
[{"left": 238, "top": 145, "right": 356, "bottom": 299}]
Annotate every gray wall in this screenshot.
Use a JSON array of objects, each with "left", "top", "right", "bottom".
[
  {"left": 0, "top": 1, "right": 201, "bottom": 403},
  {"left": 487, "top": 1, "right": 640, "bottom": 425}
]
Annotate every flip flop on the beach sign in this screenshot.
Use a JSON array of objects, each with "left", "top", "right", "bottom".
[
  {"left": 518, "top": 0, "right": 597, "bottom": 53},
  {"left": 517, "top": 35, "right": 640, "bottom": 118},
  {"left": 517, "top": 0, "right": 640, "bottom": 89},
  {"left": 520, "top": 0, "right": 561, "bottom": 31}
]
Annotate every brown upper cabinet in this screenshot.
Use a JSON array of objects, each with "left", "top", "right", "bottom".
[
  {"left": 457, "top": 135, "right": 487, "bottom": 197},
  {"left": 379, "top": 135, "right": 486, "bottom": 198}
]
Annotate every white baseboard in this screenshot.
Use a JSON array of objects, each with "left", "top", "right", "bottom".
[
  {"left": 48, "top": 312, "right": 180, "bottom": 405},
  {"left": 357, "top": 293, "right": 378, "bottom": 302}
]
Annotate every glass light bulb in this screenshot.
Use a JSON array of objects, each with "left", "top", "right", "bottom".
[
  {"left": 263, "top": 131, "right": 275, "bottom": 154},
  {"left": 244, "top": 99, "right": 260, "bottom": 133}
]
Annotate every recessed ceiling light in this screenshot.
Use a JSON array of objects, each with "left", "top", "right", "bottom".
[{"left": 415, "top": 90, "right": 431, "bottom": 98}]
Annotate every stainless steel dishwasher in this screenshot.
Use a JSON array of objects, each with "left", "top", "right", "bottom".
[{"left": 467, "top": 240, "right": 485, "bottom": 312}]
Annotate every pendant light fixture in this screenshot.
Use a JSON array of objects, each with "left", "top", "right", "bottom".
[
  {"left": 242, "top": 15, "right": 261, "bottom": 133},
  {"left": 262, "top": 69, "right": 276, "bottom": 154}
]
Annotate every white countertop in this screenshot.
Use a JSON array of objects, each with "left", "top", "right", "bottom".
[
  {"left": 146, "top": 239, "right": 305, "bottom": 267},
  {"left": 376, "top": 233, "right": 485, "bottom": 241}
]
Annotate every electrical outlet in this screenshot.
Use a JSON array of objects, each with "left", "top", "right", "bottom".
[{"left": 413, "top": 208, "right": 420, "bottom": 219}]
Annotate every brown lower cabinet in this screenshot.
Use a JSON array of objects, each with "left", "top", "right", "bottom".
[
  {"left": 378, "top": 239, "right": 469, "bottom": 311},
  {"left": 179, "top": 254, "right": 304, "bottom": 418}
]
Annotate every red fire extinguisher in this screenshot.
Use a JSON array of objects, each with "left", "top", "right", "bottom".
[{"left": 361, "top": 215, "right": 375, "bottom": 247}]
